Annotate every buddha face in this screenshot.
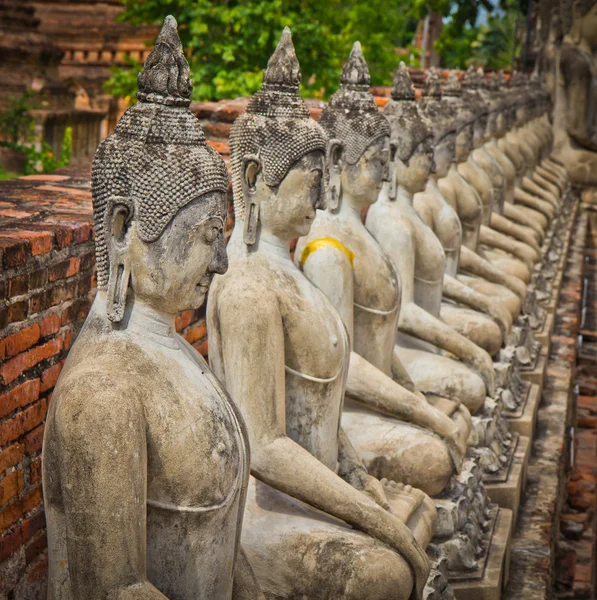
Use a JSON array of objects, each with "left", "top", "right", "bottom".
[
  {"left": 112, "top": 192, "right": 228, "bottom": 314},
  {"left": 473, "top": 115, "right": 489, "bottom": 147},
  {"left": 455, "top": 124, "right": 473, "bottom": 162},
  {"left": 395, "top": 136, "right": 434, "bottom": 194},
  {"left": 248, "top": 150, "right": 325, "bottom": 241},
  {"left": 340, "top": 136, "right": 390, "bottom": 210},
  {"left": 434, "top": 132, "right": 456, "bottom": 178}
]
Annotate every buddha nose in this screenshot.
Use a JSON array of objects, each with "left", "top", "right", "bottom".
[{"left": 209, "top": 235, "right": 228, "bottom": 275}]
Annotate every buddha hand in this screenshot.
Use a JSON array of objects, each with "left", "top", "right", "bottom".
[{"left": 348, "top": 469, "right": 391, "bottom": 511}]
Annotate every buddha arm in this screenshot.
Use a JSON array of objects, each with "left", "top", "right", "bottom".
[
  {"left": 399, "top": 301, "right": 495, "bottom": 397},
  {"left": 521, "top": 176, "right": 558, "bottom": 207},
  {"left": 459, "top": 245, "right": 526, "bottom": 299},
  {"left": 233, "top": 547, "right": 266, "bottom": 600},
  {"left": 300, "top": 246, "right": 463, "bottom": 450},
  {"left": 502, "top": 203, "right": 544, "bottom": 242},
  {"left": 442, "top": 274, "right": 512, "bottom": 336},
  {"left": 489, "top": 212, "right": 541, "bottom": 254},
  {"left": 51, "top": 379, "right": 168, "bottom": 600},
  {"left": 368, "top": 217, "right": 495, "bottom": 395},
  {"left": 514, "top": 186, "right": 556, "bottom": 219},
  {"left": 479, "top": 224, "right": 539, "bottom": 266},
  {"left": 216, "top": 286, "right": 430, "bottom": 594}
]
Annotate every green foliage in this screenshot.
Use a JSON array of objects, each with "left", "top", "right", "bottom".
[
  {"left": 0, "top": 91, "right": 73, "bottom": 178},
  {"left": 470, "top": 6, "right": 521, "bottom": 70},
  {"left": 107, "top": 0, "right": 418, "bottom": 102},
  {"left": 0, "top": 89, "right": 37, "bottom": 145}
]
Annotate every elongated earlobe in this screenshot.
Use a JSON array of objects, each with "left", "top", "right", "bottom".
[
  {"left": 241, "top": 155, "right": 261, "bottom": 246},
  {"left": 326, "top": 139, "right": 343, "bottom": 211},
  {"left": 104, "top": 197, "right": 133, "bottom": 323},
  {"left": 388, "top": 143, "right": 398, "bottom": 200}
]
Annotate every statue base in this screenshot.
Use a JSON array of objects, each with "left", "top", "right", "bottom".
[
  {"left": 506, "top": 382, "right": 541, "bottom": 439},
  {"left": 533, "top": 310, "right": 555, "bottom": 348},
  {"left": 451, "top": 507, "right": 513, "bottom": 600},
  {"left": 520, "top": 347, "right": 548, "bottom": 388},
  {"left": 483, "top": 434, "right": 530, "bottom": 524}
]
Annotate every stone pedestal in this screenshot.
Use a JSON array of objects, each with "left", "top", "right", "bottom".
[
  {"left": 451, "top": 507, "right": 513, "bottom": 600},
  {"left": 506, "top": 382, "right": 541, "bottom": 439},
  {"left": 484, "top": 434, "right": 530, "bottom": 525}
]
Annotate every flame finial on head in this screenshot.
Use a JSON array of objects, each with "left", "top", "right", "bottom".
[
  {"left": 137, "top": 15, "right": 192, "bottom": 106},
  {"left": 391, "top": 62, "right": 415, "bottom": 100},
  {"left": 340, "top": 42, "right": 371, "bottom": 89},
  {"left": 263, "top": 27, "right": 302, "bottom": 91},
  {"left": 424, "top": 68, "right": 442, "bottom": 98}
]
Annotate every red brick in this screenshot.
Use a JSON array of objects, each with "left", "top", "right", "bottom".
[
  {"left": 29, "top": 456, "right": 41, "bottom": 485},
  {"left": 0, "top": 398, "right": 48, "bottom": 447},
  {"left": 0, "top": 471, "right": 24, "bottom": 507},
  {"left": 0, "top": 443, "right": 24, "bottom": 474},
  {"left": 0, "top": 237, "right": 27, "bottom": 269},
  {"left": 207, "top": 140, "right": 230, "bottom": 155},
  {"left": 7, "top": 301, "right": 28, "bottom": 324},
  {"left": 23, "top": 425, "right": 44, "bottom": 457},
  {"left": 25, "top": 553, "right": 48, "bottom": 582},
  {"left": 0, "top": 525, "right": 22, "bottom": 563},
  {"left": 49, "top": 280, "right": 77, "bottom": 307},
  {"left": 1, "top": 338, "right": 63, "bottom": 385},
  {"left": 213, "top": 101, "right": 247, "bottom": 122},
  {"left": 175, "top": 310, "right": 194, "bottom": 332},
  {"left": 21, "top": 174, "right": 70, "bottom": 182},
  {"left": 28, "top": 268, "right": 47, "bottom": 291},
  {"left": 79, "top": 251, "right": 95, "bottom": 271},
  {"left": 25, "top": 530, "right": 46, "bottom": 565},
  {"left": 40, "top": 363, "right": 62, "bottom": 393},
  {"left": 39, "top": 313, "right": 61, "bottom": 338},
  {"left": 8, "top": 275, "right": 27, "bottom": 298},
  {"left": 48, "top": 257, "right": 80, "bottom": 282},
  {"left": 0, "top": 379, "right": 41, "bottom": 419},
  {"left": 28, "top": 290, "right": 50, "bottom": 316},
  {"left": 62, "top": 330, "right": 73, "bottom": 351},
  {"left": 21, "top": 509, "right": 44, "bottom": 542},
  {"left": 0, "top": 485, "right": 42, "bottom": 531},
  {"left": 184, "top": 323, "right": 207, "bottom": 345},
  {"left": 0, "top": 324, "right": 41, "bottom": 360},
  {"left": 195, "top": 339, "right": 208, "bottom": 358},
  {"left": 77, "top": 273, "right": 93, "bottom": 296}
]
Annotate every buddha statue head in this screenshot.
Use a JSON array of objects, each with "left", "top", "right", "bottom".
[
  {"left": 383, "top": 62, "right": 434, "bottom": 195},
  {"left": 461, "top": 66, "right": 490, "bottom": 148},
  {"left": 420, "top": 68, "right": 456, "bottom": 179},
  {"left": 443, "top": 70, "right": 475, "bottom": 164},
  {"left": 562, "top": 0, "right": 597, "bottom": 46},
  {"left": 92, "top": 16, "right": 230, "bottom": 322},
  {"left": 318, "top": 42, "right": 392, "bottom": 208},
  {"left": 509, "top": 71, "right": 532, "bottom": 127},
  {"left": 230, "top": 28, "right": 328, "bottom": 245}
]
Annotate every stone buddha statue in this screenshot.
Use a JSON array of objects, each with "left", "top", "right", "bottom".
[
  {"left": 506, "top": 73, "right": 562, "bottom": 209},
  {"left": 469, "top": 70, "right": 545, "bottom": 253},
  {"left": 480, "top": 73, "right": 549, "bottom": 243},
  {"left": 413, "top": 68, "right": 511, "bottom": 356},
  {"left": 457, "top": 68, "right": 540, "bottom": 283},
  {"left": 292, "top": 45, "right": 473, "bottom": 485},
  {"left": 42, "top": 17, "right": 263, "bottom": 600},
  {"left": 208, "top": 29, "right": 433, "bottom": 600},
  {"left": 437, "top": 71, "right": 530, "bottom": 319}
]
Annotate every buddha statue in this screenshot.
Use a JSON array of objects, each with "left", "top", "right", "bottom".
[
  {"left": 42, "top": 17, "right": 264, "bottom": 600},
  {"left": 414, "top": 68, "right": 511, "bottom": 356},
  {"left": 410, "top": 69, "right": 524, "bottom": 325},
  {"left": 457, "top": 68, "right": 540, "bottom": 283},
  {"left": 208, "top": 29, "right": 434, "bottom": 600},
  {"left": 480, "top": 73, "right": 549, "bottom": 243},
  {"left": 294, "top": 46, "right": 501, "bottom": 576}
]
